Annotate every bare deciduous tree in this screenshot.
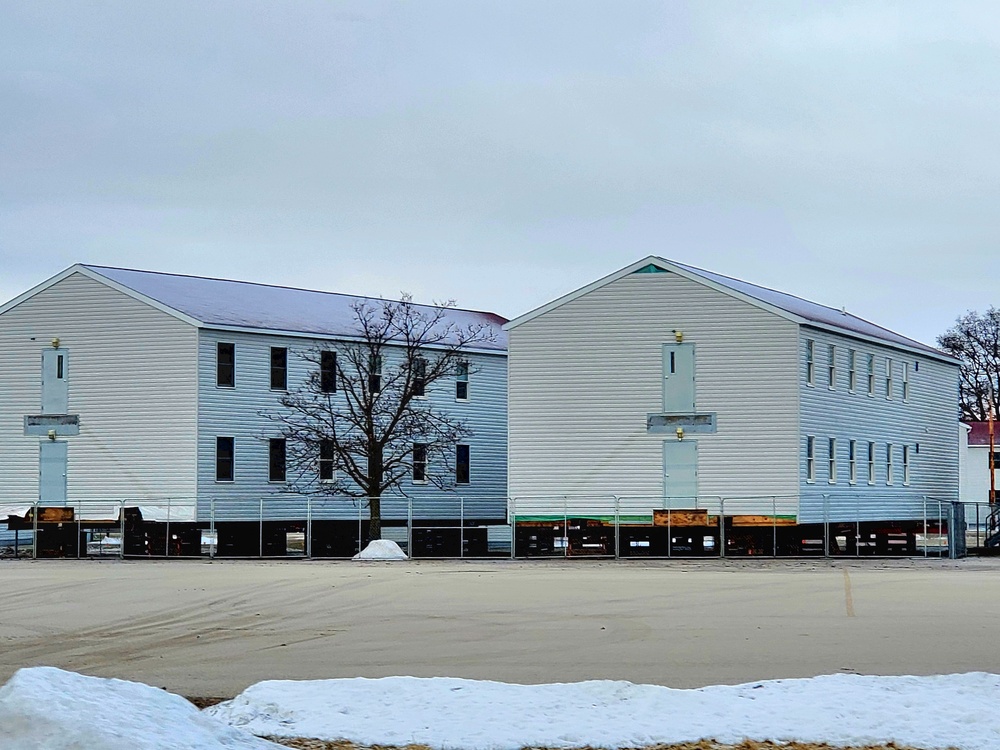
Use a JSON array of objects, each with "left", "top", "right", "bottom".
[
  {"left": 938, "top": 308, "right": 1000, "bottom": 421},
  {"left": 267, "top": 295, "right": 496, "bottom": 543}
]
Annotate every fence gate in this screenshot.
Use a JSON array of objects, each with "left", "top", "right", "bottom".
[{"left": 948, "top": 502, "right": 967, "bottom": 559}]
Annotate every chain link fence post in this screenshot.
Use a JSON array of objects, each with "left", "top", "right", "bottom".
[
  {"left": 510, "top": 497, "right": 516, "bottom": 559},
  {"left": 719, "top": 497, "right": 726, "bottom": 558},
  {"left": 306, "top": 496, "right": 312, "bottom": 559}
]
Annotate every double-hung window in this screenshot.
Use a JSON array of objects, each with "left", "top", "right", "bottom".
[
  {"left": 866, "top": 354, "right": 875, "bottom": 396},
  {"left": 412, "top": 443, "right": 428, "bottom": 483},
  {"left": 268, "top": 438, "right": 286, "bottom": 482},
  {"left": 806, "top": 436, "right": 816, "bottom": 482},
  {"left": 456, "top": 444, "right": 470, "bottom": 484},
  {"left": 886, "top": 444, "right": 894, "bottom": 484},
  {"left": 885, "top": 358, "right": 894, "bottom": 400},
  {"left": 828, "top": 437, "right": 837, "bottom": 483},
  {"left": 216, "top": 437, "right": 235, "bottom": 482},
  {"left": 805, "top": 340, "right": 815, "bottom": 386},
  {"left": 319, "top": 440, "right": 336, "bottom": 482},
  {"left": 848, "top": 350, "right": 857, "bottom": 392},
  {"left": 903, "top": 445, "right": 911, "bottom": 485},
  {"left": 827, "top": 345, "right": 837, "bottom": 389},
  {"left": 848, "top": 440, "right": 857, "bottom": 484},
  {"left": 369, "top": 355, "right": 382, "bottom": 395},
  {"left": 412, "top": 357, "right": 427, "bottom": 398},
  {"left": 320, "top": 351, "right": 337, "bottom": 393},
  {"left": 902, "top": 363, "right": 910, "bottom": 401},
  {"left": 867, "top": 441, "right": 876, "bottom": 484},
  {"left": 270, "top": 347, "right": 287, "bottom": 390},
  {"left": 217, "top": 343, "right": 235, "bottom": 388},
  {"left": 456, "top": 362, "right": 470, "bottom": 401}
]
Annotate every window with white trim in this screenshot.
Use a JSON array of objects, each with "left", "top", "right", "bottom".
[
  {"left": 319, "top": 440, "right": 336, "bottom": 482},
  {"left": 885, "top": 358, "right": 894, "bottom": 400},
  {"left": 268, "top": 438, "right": 286, "bottom": 482},
  {"left": 806, "top": 436, "right": 815, "bottom": 482},
  {"left": 369, "top": 355, "right": 382, "bottom": 395},
  {"left": 886, "top": 443, "right": 894, "bottom": 484},
  {"left": 805, "top": 340, "right": 815, "bottom": 386},
  {"left": 270, "top": 347, "right": 287, "bottom": 391},
  {"left": 903, "top": 445, "right": 911, "bottom": 485},
  {"left": 412, "top": 443, "right": 427, "bottom": 483},
  {"left": 412, "top": 357, "right": 427, "bottom": 398},
  {"left": 456, "top": 361, "right": 470, "bottom": 401},
  {"left": 866, "top": 354, "right": 875, "bottom": 396},
  {"left": 456, "top": 444, "right": 470, "bottom": 484},
  {"left": 320, "top": 350, "right": 337, "bottom": 393},
  {"left": 827, "top": 345, "right": 837, "bottom": 389},
  {"left": 848, "top": 350, "right": 857, "bottom": 392},
  {"left": 867, "top": 441, "right": 876, "bottom": 484},
  {"left": 216, "top": 437, "right": 235, "bottom": 482},
  {"left": 828, "top": 437, "right": 837, "bottom": 483},
  {"left": 217, "top": 343, "right": 235, "bottom": 388},
  {"left": 902, "top": 362, "right": 910, "bottom": 401},
  {"left": 849, "top": 440, "right": 857, "bottom": 484}
]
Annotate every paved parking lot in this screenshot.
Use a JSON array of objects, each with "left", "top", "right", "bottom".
[{"left": 2, "top": 557, "right": 999, "bottom": 698}]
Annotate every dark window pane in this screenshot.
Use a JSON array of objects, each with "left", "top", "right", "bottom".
[
  {"left": 456, "top": 444, "right": 470, "bottom": 484},
  {"left": 269, "top": 438, "right": 286, "bottom": 482},
  {"left": 320, "top": 351, "right": 337, "bottom": 393},
  {"left": 369, "top": 355, "right": 381, "bottom": 395},
  {"left": 270, "top": 347, "right": 287, "bottom": 390},
  {"left": 319, "top": 440, "right": 335, "bottom": 481},
  {"left": 216, "top": 437, "right": 234, "bottom": 481},
  {"left": 217, "top": 343, "right": 235, "bottom": 387},
  {"left": 412, "top": 443, "right": 427, "bottom": 482},
  {"left": 456, "top": 362, "right": 469, "bottom": 400},
  {"left": 413, "top": 357, "right": 426, "bottom": 397}
]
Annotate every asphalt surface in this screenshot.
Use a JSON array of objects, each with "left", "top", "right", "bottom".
[{"left": 1, "top": 557, "right": 998, "bottom": 697}]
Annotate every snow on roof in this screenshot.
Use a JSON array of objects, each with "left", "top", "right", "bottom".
[
  {"left": 505, "top": 256, "right": 953, "bottom": 362},
  {"left": 82, "top": 265, "right": 508, "bottom": 352},
  {"left": 672, "top": 260, "right": 948, "bottom": 359}
]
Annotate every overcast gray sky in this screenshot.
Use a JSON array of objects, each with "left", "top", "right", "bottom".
[{"left": 3, "top": 1, "right": 999, "bottom": 345}]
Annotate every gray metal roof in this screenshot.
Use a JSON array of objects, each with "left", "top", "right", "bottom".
[
  {"left": 670, "top": 259, "right": 949, "bottom": 359},
  {"left": 83, "top": 266, "right": 508, "bottom": 351}
]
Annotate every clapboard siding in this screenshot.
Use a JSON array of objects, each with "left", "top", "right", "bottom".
[
  {"left": 508, "top": 270, "right": 800, "bottom": 518},
  {"left": 798, "top": 327, "right": 960, "bottom": 523},
  {"left": 0, "top": 272, "right": 198, "bottom": 515},
  {"left": 196, "top": 329, "right": 507, "bottom": 522}
]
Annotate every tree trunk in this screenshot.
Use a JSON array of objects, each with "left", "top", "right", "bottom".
[
  {"left": 366, "top": 447, "right": 383, "bottom": 543},
  {"left": 368, "top": 494, "right": 382, "bottom": 543}
]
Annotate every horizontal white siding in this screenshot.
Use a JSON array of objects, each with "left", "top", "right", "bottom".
[
  {"left": 0, "top": 273, "right": 198, "bottom": 515},
  {"left": 508, "top": 270, "right": 800, "bottom": 518},
  {"left": 196, "top": 329, "right": 507, "bottom": 522},
  {"left": 798, "top": 327, "right": 959, "bottom": 523}
]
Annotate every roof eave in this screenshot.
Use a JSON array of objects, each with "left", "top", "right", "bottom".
[{"left": 199, "top": 323, "right": 508, "bottom": 355}]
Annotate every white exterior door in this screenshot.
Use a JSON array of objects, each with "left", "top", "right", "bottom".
[
  {"left": 662, "top": 343, "right": 695, "bottom": 413},
  {"left": 39, "top": 440, "right": 68, "bottom": 504},
  {"left": 663, "top": 440, "right": 698, "bottom": 502}
]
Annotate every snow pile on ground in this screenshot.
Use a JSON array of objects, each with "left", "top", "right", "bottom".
[
  {"left": 352, "top": 539, "right": 407, "bottom": 560},
  {"left": 4, "top": 668, "right": 1000, "bottom": 750},
  {"left": 0, "top": 667, "right": 280, "bottom": 750},
  {"left": 208, "top": 673, "right": 1000, "bottom": 750}
]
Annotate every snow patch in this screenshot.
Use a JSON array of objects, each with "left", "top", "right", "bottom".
[
  {"left": 0, "top": 667, "right": 280, "bottom": 750},
  {"left": 353, "top": 539, "right": 408, "bottom": 560},
  {"left": 207, "top": 673, "right": 1000, "bottom": 750}
]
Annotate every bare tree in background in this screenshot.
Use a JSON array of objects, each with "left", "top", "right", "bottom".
[
  {"left": 938, "top": 308, "right": 1000, "bottom": 421},
  {"left": 268, "top": 295, "right": 496, "bottom": 543}
]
